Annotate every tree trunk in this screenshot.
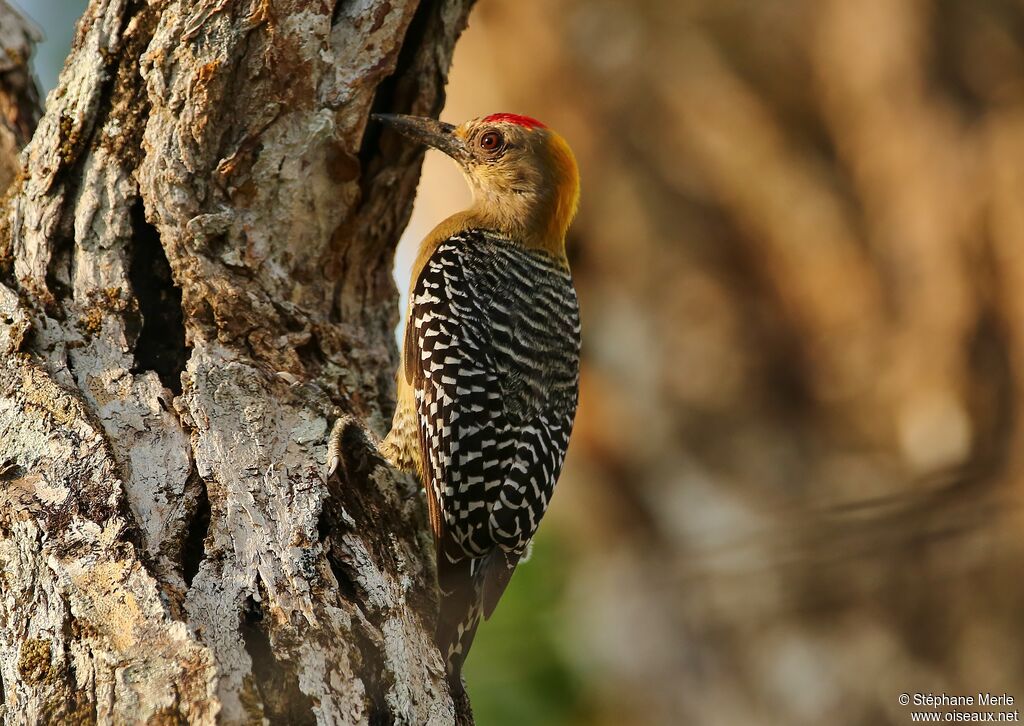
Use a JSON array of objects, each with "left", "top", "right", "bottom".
[{"left": 0, "top": 0, "right": 473, "bottom": 723}]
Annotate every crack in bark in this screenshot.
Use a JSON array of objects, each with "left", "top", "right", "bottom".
[
  {"left": 358, "top": 0, "right": 446, "bottom": 196},
  {"left": 318, "top": 430, "right": 420, "bottom": 725},
  {"left": 239, "top": 582, "right": 316, "bottom": 726},
  {"left": 350, "top": 619, "right": 391, "bottom": 726},
  {"left": 181, "top": 471, "right": 211, "bottom": 589},
  {"left": 129, "top": 200, "right": 191, "bottom": 395},
  {"left": 43, "top": 229, "right": 74, "bottom": 312},
  {"left": 325, "top": 545, "right": 362, "bottom": 604}
]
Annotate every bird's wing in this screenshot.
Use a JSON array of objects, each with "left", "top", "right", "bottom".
[
  {"left": 407, "top": 229, "right": 580, "bottom": 676},
  {"left": 406, "top": 229, "right": 581, "bottom": 562}
]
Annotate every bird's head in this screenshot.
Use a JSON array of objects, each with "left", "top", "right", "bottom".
[{"left": 373, "top": 112, "right": 580, "bottom": 255}]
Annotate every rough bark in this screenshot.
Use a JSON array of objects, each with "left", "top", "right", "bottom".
[{"left": 0, "top": 0, "right": 473, "bottom": 723}]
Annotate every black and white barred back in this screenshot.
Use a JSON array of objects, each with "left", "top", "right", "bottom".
[{"left": 407, "top": 228, "right": 581, "bottom": 680}]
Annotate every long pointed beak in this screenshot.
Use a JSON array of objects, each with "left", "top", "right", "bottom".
[{"left": 372, "top": 113, "right": 471, "bottom": 164}]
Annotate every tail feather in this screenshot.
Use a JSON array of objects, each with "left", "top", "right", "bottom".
[
  {"left": 435, "top": 546, "right": 521, "bottom": 687},
  {"left": 481, "top": 550, "right": 519, "bottom": 620},
  {"left": 435, "top": 549, "right": 483, "bottom": 689}
]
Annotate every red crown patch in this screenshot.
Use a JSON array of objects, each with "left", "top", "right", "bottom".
[{"left": 482, "top": 113, "right": 547, "bottom": 130}]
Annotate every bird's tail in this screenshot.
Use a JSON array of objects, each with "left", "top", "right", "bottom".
[
  {"left": 436, "top": 548, "right": 483, "bottom": 691},
  {"left": 435, "top": 545, "right": 520, "bottom": 690}
]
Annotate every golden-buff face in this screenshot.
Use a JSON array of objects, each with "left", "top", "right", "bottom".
[
  {"left": 373, "top": 113, "right": 580, "bottom": 257},
  {"left": 452, "top": 115, "right": 580, "bottom": 249}
]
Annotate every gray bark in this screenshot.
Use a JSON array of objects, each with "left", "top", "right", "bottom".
[{"left": 0, "top": 0, "right": 473, "bottom": 723}]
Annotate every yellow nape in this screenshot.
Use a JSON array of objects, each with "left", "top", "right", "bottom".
[{"left": 544, "top": 130, "right": 580, "bottom": 251}]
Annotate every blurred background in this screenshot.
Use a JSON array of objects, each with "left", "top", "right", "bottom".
[
  {"left": 19, "top": 0, "right": 1024, "bottom": 723},
  {"left": 9, "top": 0, "right": 82, "bottom": 92}
]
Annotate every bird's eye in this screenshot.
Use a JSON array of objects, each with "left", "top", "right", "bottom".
[{"left": 479, "top": 130, "right": 503, "bottom": 152}]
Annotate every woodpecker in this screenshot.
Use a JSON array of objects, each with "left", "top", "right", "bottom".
[{"left": 370, "top": 112, "right": 581, "bottom": 688}]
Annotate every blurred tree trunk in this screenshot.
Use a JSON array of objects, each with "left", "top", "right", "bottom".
[
  {"left": 0, "top": 0, "right": 472, "bottom": 723},
  {"left": 0, "top": 1, "right": 40, "bottom": 194}
]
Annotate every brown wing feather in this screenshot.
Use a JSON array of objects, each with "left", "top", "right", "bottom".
[
  {"left": 403, "top": 300, "right": 420, "bottom": 391},
  {"left": 403, "top": 302, "right": 445, "bottom": 545},
  {"left": 418, "top": 423, "right": 445, "bottom": 545}
]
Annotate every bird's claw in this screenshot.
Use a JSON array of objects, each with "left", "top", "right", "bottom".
[
  {"left": 326, "top": 414, "right": 353, "bottom": 480},
  {"left": 326, "top": 412, "right": 382, "bottom": 481}
]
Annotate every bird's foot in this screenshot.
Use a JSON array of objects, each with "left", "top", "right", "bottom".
[
  {"left": 266, "top": 370, "right": 382, "bottom": 481},
  {"left": 326, "top": 412, "right": 384, "bottom": 481},
  {"left": 327, "top": 413, "right": 355, "bottom": 479}
]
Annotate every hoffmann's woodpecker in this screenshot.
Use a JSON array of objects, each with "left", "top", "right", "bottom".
[{"left": 330, "top": 112, "right": 581, "bottom": 689}]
